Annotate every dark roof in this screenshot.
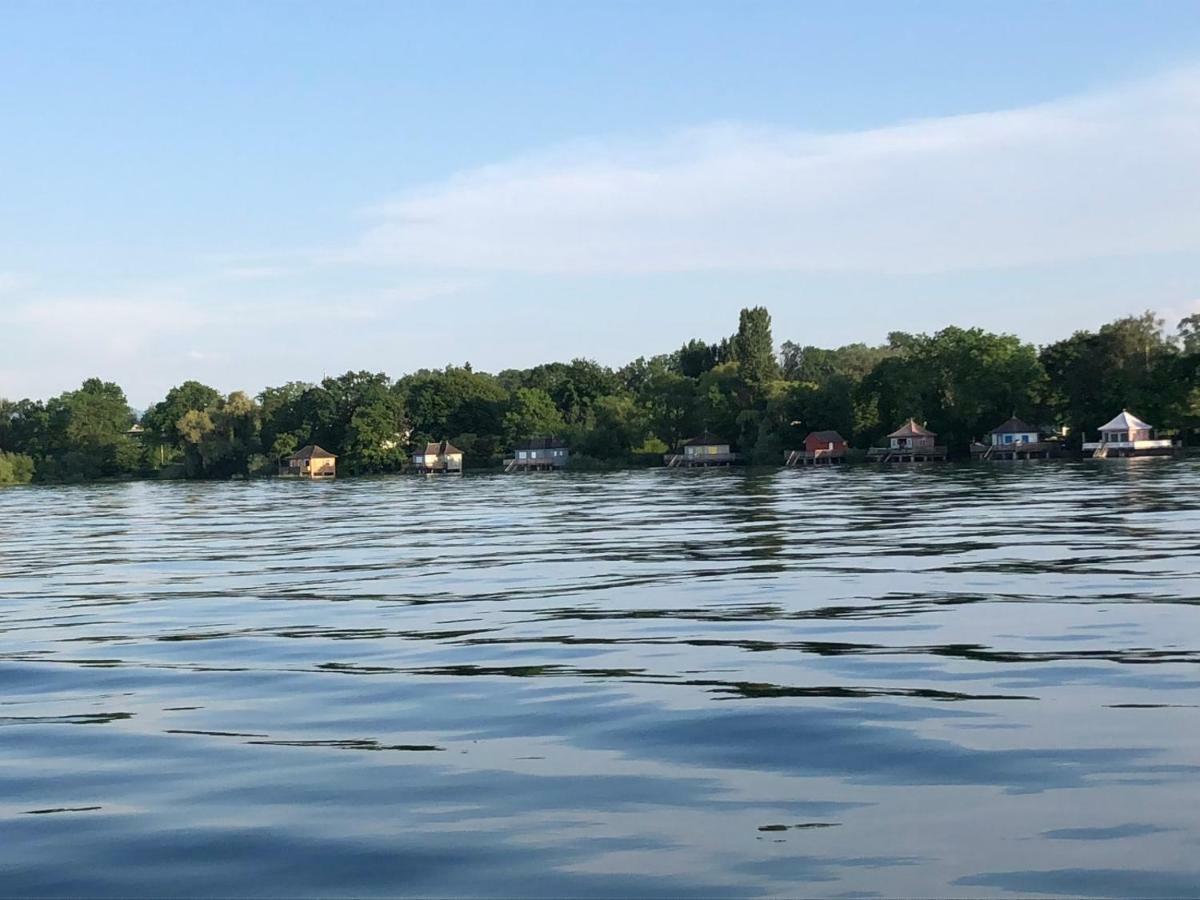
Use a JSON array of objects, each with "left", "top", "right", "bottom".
[
  {"left": 990, "top": 416, "right": 1038, "bottom": 435},
  {"left": 290, "top": 444, "right": 336, "bottom": 460},
  {"left": 421, "top": 440, "right": 462, "bottom": 456},
  {"left": 511, "top": 437, "right": 568, "bottom": 451},
  {"left": 888, "top": 419, "right": 935, "bottom": 438},
  {"left": 683, "top": 432, "right": 728, "bottom": 447},
  {"left": 805, "top": 430, "right": 846, "bottom": 444}
]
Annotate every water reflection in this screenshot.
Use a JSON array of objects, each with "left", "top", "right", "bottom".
[{"left": 1, "top": 461, "right": 1199, "bottom": 897}]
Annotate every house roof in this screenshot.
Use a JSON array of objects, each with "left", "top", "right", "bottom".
[
  {"left": 421, "top": 440, "right": 462, "bottom": 456},
  {"left": 805, "top": 430, "right": 846, "bottom": 444},
  {"left": 1099, "top": 410, "right": 1152, "bottom": 432},
  {"left": 990, "top": 416, "right": 1038, "bottom": 435},
  {"left": 512, "top": 437, "right": 568, "bottom": 451},
  {"left": 887, "top": 419, "right": 935, "bottom": 438},
  {"left": 683, "top": 432, "right": 728, "bottom": 447},
  {"left": 290, "top": 444, "right": 336, "bottom": 460}
]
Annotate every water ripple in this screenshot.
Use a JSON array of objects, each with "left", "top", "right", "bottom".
[{"left": 1, "top": 461, "right": 1199, "bottom": 897}]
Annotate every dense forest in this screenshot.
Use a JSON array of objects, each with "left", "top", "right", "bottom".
[{"left": 3, "top": 307, "right": 1200, "bottom": 484}]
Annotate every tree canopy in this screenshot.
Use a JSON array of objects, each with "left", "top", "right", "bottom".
[{"left": 3, "top": 306, "right": 1197, "bottom": 483}]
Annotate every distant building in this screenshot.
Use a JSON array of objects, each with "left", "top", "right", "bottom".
[
  {"left": 888, "top": 419, "right": 936, "bottom": 449},
  {"left": 286, "top": 445, "right": 337, "bottom": 478},
  {"left": 126, "top": 424, "right": 145, "bottom": 438},
  {"left": 804, "top": 430, "right": 848, "bottom": 455},
  {"left": 413, "top": 440, "right": 463, "bottom": 474},
  {"left": 869, "top": 419, "right": 946, "bottom": 462},
  {"left": 971, "top": 416, "right": 1060, "bottom": 460},
  {"left": 665, "top": 433, "right": 739, "bottom": 467},
  {"left": 505, "top": 438, "right": 569, "bottom": 472},
  {"left": 784, "top": 430, "right": 848, "bottom": 466},
  {"left": 988, "top": 416, "right": 1039, "bottom": 446},
  {"left": 1082, "top": 411, "right": 1179, "bottom": 458}
]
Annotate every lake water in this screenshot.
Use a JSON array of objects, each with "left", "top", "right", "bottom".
[{"left": 2, "top": 462, "right": 1199, "bottom": 898}]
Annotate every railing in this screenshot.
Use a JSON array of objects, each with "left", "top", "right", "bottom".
[
  {"left": 504, "top": 456, "right": 566, "bottom": 470},
  {"left": 663, "top": 451, "right": 741, "bottom": 465},
  {"left": 868, "top": 445, "right": 947, "bottom": 460},
  {"left": 784, "top": 448, "right": 846, "bottom": 466}
]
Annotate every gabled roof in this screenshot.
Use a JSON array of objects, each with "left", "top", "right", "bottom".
[
  {"left": 990, "top": 416, "right": 1038, "bottom": 435},
  {"left": 1098, "top": 410, "right": 1152, "bottom": 432},
  {"left": 512, "top": 437, "right": 568, "bottom": 451},
  {"left": 888, "top": 419, "right": 935, "bottom": 438},
  {"left": 683, "top": 432, "right": 728, "bottom": 447},
  {"left": 421, "top": 440, "right": 462, "bottom": 456},
  {"left": 290, "top": 444, "right": 336, "bottom": 460},
  {"left": 805, "top": 430, "right": 846, "bottom": 444}
]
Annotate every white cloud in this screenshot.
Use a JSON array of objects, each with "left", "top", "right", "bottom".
[
  {"left": 218, "top": 264, "right": 297, "bottom": 281},
  {"left": 0, "top": 272, "right": 33, "bottom": 294},
  {"left": 10, "top": 296, "right": 209, "bottom": 358},
  {"left": 338, "top": 67, "right": 1200, "bottom": 276}
]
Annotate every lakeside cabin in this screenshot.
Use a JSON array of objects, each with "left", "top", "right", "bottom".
[
  {"left": 1082, "top": 411, "right": 1179, "bottom": 458},
  {"left": 664, "top": 433, "right": 740, "bottom": 467},
  {"left": 413, "top": 440, "right": 463, "bottom": 474},
  {"left": 285, "top": 444, "right": 337, "bottom": 479},
  {"left": 504, "top": 437, "right": 569, "bottom": 472},
  {"left": 869, "top": 419, "right": 947, "bottom": 463},
  {"left": 785, "top": 430, "right": 848, "bottom": 466},
  {"left": 971, "top": 416, "right": 1061, "bottom": 460}
]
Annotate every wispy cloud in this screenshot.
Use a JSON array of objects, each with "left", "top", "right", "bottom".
[
  {"left": 10, "top": 296, "right": 210, "bottom": 358},
  {"left": 0, "top": 272, "right": 33, "bottom": 294},
  {"left": 338, "top": 67, "right": 1200, "bottom": 276}
]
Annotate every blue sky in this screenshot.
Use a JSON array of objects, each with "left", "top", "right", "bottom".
[{"left": 3, "top": 1, "right": 1200, "bottom": 406}]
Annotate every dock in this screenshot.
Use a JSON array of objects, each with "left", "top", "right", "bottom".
[{"left": 783, "top": 449, "right": 845, "bottom": 466}]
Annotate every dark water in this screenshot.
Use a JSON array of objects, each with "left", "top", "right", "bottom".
[{"left": 2, "top": 462, "right": 1199, "bottom": 898}]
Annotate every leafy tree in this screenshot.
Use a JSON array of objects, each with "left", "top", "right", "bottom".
[
  {"left": 731, "top": 306, "right": 779, "bottom": 388},
  {"left": 30, "top": 379, "right": 139, "bottom": 480},
  {"left": 676, "top": 339, "right": 721, "bottom": 378},
  {"left": 143, "top": 381, "right": 221, "bottom": 445},
  {"left": 0, "top": 451, "right": 35, "bottom": 484},
  {"left": 1041, "top": 312, "right": 1177, "bottom": 444},
  {"left": 638, "top": 368, "right": 700, "bottom": 449},
  {"left": 1178, "top": 313, "right": 1200, "bottom": 355},
  {"left": 856, "top": 327, "right": 1046, "bottom": 451},
  {"left": 579, "top": 394, "right": 650, "bottom": 460},
  {"left": 503, "top": 388, "right": 566, "bottom": 448}
]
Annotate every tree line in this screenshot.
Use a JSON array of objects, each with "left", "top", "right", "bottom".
[{"left": 2, "top": 307, "right": 1199, "bottom": 484}]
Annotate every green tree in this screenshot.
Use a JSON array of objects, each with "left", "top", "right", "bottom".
[
  {"left": 1041, "top": 312, "right": 1177, "bottom": 444},
  {"left": 1177, "top": 313, "right": 1200, "bottom": 355},
  {"left": 676, "top": 339, "right": 721, "bottom": 378},
  {"left": 0, "top": 451, "right": 35, "bottom": 484},
  {"left": 731, "top": 306, "right": 780, "bottom": 388},
  {"left": 503, "top": 388, "right": 566, "bottom": 448}
]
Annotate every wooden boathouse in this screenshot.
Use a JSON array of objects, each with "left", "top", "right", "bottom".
[
  {"left": 1082, "top": 411, "right": 1180, "bottom": 458},
  {"left": 284, "top": 444, "right": 337, "bottom": 478},
  {"left": 413, "top": 440, "right": 463, "bottom": 474},
  {"left": 504, "top": 437, "right": 569, "bottom": 472},
  {"left": 664, "top": 433, "right": 740, "bottom": 467},
  {"left": 868, "top": 419, "right": 947, "bottom": 463},
  {"left": 971, "top": 416, "right": 1061, "bottom": 460},
  {"left": 784, "top": 430, "right": 848, "bottom": 466}
]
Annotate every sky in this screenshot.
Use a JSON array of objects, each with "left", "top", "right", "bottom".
[{"left": 2, "top": 1, "right": 1200, "bottom": 407}]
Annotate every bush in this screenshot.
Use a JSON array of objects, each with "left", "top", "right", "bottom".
[{"left": 0, "top": 451, "right": 35, "bottom": 485}]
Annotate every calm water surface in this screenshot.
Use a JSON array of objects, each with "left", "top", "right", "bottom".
[{"left": 2, "top": 463, "right": 1199, "bottom": 897}]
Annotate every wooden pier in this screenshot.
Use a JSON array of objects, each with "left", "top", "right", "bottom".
[
  {"left": 970, "top": 441, "right": 1061, "bottom": 461},
  {"left": 783, "top": 449, "right": 845, "bottom": 466},
  {"left": 504, "top": 457, "right": 562, "bottom": 472},
  {"left": 663, "top": 451, "right": 741, "bottom": 468},
  {"left": 867, "top": 446, "right": 948, "bottom": 463}
]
